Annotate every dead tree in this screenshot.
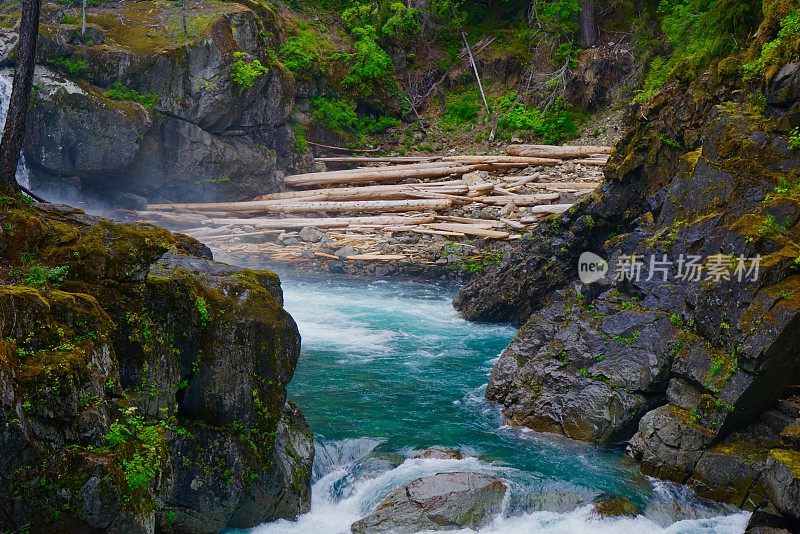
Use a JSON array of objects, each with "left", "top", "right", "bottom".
[
  {"left": 578, "top": 0, "right": 598, "bottom": 48},
  {"left": 0, "top": 0, "right": 41, "bottom": 194}
]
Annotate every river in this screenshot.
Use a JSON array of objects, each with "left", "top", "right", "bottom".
[{"left": 216, "top": 261, "right": 750, "bottom": 534}]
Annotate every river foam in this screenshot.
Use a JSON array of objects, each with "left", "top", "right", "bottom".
[{"left": 225, "top": 273, "right": 750, "bottom": 534}]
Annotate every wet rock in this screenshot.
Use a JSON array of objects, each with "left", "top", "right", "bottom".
[
  {"left": 594, "top": 497, "right": 638, "bottom": 517},
  {"left": 350, "top": 472, "right": 506, "bottom": 534},
  {"left": 413, "top": 447, "right": 464, "bottom": 460},
  {"left": 111, "top": 192, "right": 148, "bottom": 211}
]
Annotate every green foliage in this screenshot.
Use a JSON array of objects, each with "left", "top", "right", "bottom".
[
  {"left": 61, "top": 13, "right": 79, "bottom": 24},
  {"left": 381, "top": 2, "right": 421, "bottom": 40},
  {"left": 759, "top": 214, "right": 788, "bottom": 236},
  {"left": 635, "top": 0, "right": 760, "bottom": 103},
  {"left": 495, "top": 94, "right": 580, "bottom": 144},
  {"left": 744, "top": 5, "right": 800, "bottom": 79},
  {"left": 311, "top": 96, "right": 398, "bottom": 138},
  {"left": 279, "top": 28, "right": 333, "bottom": 77},
  {"left": 195, "top": 297, "right": 210, "bottom": 330},
  {"left": 443, "top": 90, "right": 481, "bottom": 125},
  {"left": 48, "top": 56, "right": 86, "bottom": 76},
  {"left": 612, "top": 331, "right": 641, "bottom": 345},
  {"left": 341, "top": 29, "right": 398, "bottom": 97},
  {"left": 790, "top": 127, "right": 800, "bottom": 151},
  {"left": 103, "top": 408, "right": 166, "bottom": 491},
  {"left": 105, "top": 82, "right": 159, "bottom": 109},
  {"left": 230, "top": 51, "right": 269, "bottom": 91},
  {"left": 24, "top": 265, "right": 68, "bottom": 287},
  {"left": 311, "top": 96, "right": 360, "bottom": 132},
  {"left": 577, "top": 367, "right": 590, "bottom": 378},
  {"left": 293, "top": 124, "right": 309, "bottom": 154}
]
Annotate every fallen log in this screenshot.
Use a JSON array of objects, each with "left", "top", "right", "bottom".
[
  {"left": 537, "top": 182, "right": 602, "bottom": 191},
  {"left": 500, "top": 218, "right": 527, "bottom": 230},
  {"left": 506, "top": 144, "right": 612, "bottom": 159},
  {"left": 475, "top": 193, "right": 560, "bottom": 206},
  {"left": 442, "top": 155, "right": 560, "bottom": 166},
  {"left": 265, "top": 199, "right": 453, "bottom": 214},
  {"left": 203, "top": 215, "right": 437, "bottom": 229},
  {"left": 253, "top": 180, "right": 468, "bottom": 201},
  {"left": 525, "top": 203, "right": 573, "bottom": 214},
  {"left": 346, "top": 254, "right": 407, "bottom": 261},
  {"left": 285, "top": 164, "right": 481, "bottom": 187},
  {"left": 314, "top": 156, "right": 439, "bottom": 164},
  {"left": 572, "top": 158, "right": 609, "bottom": 166},
  {"left": 434, "top": 215, "right": 505, "bottom": 228},
  {"left": 425, "top": 223, "right": 509, "bottom": 239}
]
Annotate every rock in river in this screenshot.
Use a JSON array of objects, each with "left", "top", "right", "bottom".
[{"left": 350, "top": 472, "right": 506, "bottom": 533}]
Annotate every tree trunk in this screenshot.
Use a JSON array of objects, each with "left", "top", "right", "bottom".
[
  {"left": 578, "top": 0, "right": 598, "bottom": 48},
  {"left": 182, "top": 0, "right": 188, "bottom": 36},
  {"left": 0, "top": 0, "right": 40, "bottom": 194},
  {"left": 81, "top": 0, "right": 87, "bottom": 35}
]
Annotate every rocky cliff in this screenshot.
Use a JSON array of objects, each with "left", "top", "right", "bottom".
[
  {"left": 1, "top": 0, "right": 308, "bottom": 204},
  {"left": 0, "top": 197, "right": 312, "bottom": 532},
  {"left": 454, "top": 19, "right": 800, "bottom": 534}
]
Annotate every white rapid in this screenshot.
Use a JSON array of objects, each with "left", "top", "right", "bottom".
[
  {"left": 221, "top": 274, "right": 752, "bottom": 534},
  {"left": 0, "top": 70, "right": 31, "bottom": 189}
]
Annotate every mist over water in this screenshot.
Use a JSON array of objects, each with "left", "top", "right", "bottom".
[
  {"left": 0, "top": 70, "right": 31, "bottom": 190},
  {"left": 212, "top": 265, "right": 750, "bottom": 534}
]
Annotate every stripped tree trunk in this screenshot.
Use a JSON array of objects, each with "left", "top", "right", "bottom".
[
  {"left": 578, "top": 0, "right": 598, "bottom": 48},
  {"left": 0, "top": 0, "right": 40, "bottom": 194},
  {"left": 81, "top": 0, "right": 86, "bottom": 35}
]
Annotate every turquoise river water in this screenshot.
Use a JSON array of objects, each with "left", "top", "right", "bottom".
[{"left": 223, "top": 266, "right": 750, "bottom": 534}]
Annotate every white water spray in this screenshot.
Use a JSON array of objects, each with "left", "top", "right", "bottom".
[{"left": 0, "top": 71, "right": 31, "bottom": 189}]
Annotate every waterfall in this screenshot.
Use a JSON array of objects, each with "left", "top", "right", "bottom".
[{"left": 0, "top": 71, "right": 31, "bottom": 189}]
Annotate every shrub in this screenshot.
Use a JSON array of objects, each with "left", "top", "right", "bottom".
[
  {"left": 496, "top": 95, "right": 580, "bottom": 144},
  {"left": 381, "top": 2, "right": 420, "bottom": 40},
  {"left": 279, "top": 28, "right": 333, "bottom": 77},
  {"left": 230, "top": 51, "right": 269, "bottom": 91},
  {"left": 744, "top": 6, "right": 800, "bottom": 79},
  {"left": 341, "top": 30, "right": 397, "bottom": 97},
  {"left": 635, "top": 0, "right": 760, "bottom": 104},
  {"left": 24, "top": 265, "right": 68, "bottom": 287},
  {"left": 105, "top": 82, "right": 159, "bottom": 109},
  {"left": 311, "top": 96, "right": 360, "bottom": 133},
  {"left": 443, "top": 90, "right": 481, "bottom": 125},
  {"left": 294, "top": 124, "right": 309, "bottom": 154},
  {"left": 789, "top": 126, "right": 800, "bottom": 151},
  {"left": 48, "top": 56, "right": 86, "bottom": 76},
  {"left": 311, "top": 96, "right": 398, "bottom": 138}
]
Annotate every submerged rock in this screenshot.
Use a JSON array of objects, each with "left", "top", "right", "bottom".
[{"left": 350, "top": 472, "right": 506, "bottom": 534}]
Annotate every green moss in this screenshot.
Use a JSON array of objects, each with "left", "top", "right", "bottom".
[
  {"left": 770, "top": 448, "right": 800, "bottom": 478},
  {"left": 105, "top": 82, "right": 159, "bottom": 110}
]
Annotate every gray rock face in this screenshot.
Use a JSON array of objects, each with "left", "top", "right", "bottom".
[
  {"left": 455, "top": 62, "right": 800, "bottom": 524},
  {"left": 21, "top": 1, "right": 305, "bottom": 202},
  {"left": 351, "top": 472, "right": 507, "bottom": 534}
]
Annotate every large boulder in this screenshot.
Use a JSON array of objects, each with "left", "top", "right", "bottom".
[
  {"left": 350, "top": 472, "right": 507, "bottom": 534},
  {"left": 0, "top": 201, "right": 312, "bottom": 532}
]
